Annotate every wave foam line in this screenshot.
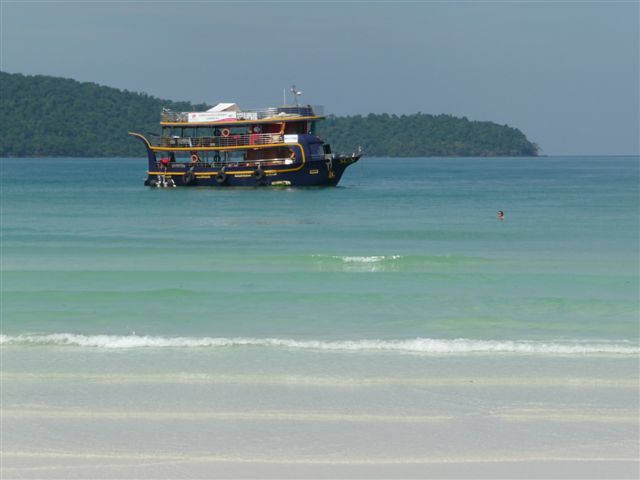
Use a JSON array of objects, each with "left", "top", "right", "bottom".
[
  {"left": 313, "top": 255, "right": 402, "bottom": 263},
  {"left": 1, "top": 334, "right": 638, "bottom": 354}
]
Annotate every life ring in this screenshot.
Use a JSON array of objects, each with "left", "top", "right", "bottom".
[
  {"left": 221, "top": 128, "right": 230, "bottom": 137},
  {"left": 190, "top": 153, "right": 200, "bottom": 163},
  {"left": 253, "top": 167, "right": 265, "bottom": 181},
  {"left": 252, "top": 125, "right": 262, "bottom": 134}
]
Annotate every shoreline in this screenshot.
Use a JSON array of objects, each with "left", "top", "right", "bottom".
[{"left": 3, "top": 453, "right": 638, "bottom": 479}]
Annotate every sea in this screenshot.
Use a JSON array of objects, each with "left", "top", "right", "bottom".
[{"left": 1, "top": 156, "right": 639, "bottom": 477}]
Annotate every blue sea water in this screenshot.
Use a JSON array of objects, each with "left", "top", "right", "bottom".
[
  {"left": 1, "top": 156, "right": 638, "bottom": 352},
  {"left": 2, "top": 156, "right": 639, "bottom": 475}
]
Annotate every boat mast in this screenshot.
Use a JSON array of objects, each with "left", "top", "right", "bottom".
[{"left": 290, "top": 85, "right": 302, "bottom": 106}]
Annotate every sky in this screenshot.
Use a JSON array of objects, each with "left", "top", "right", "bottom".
[{"left": 1, "top": 0, "right": 638, "bottom": 155}]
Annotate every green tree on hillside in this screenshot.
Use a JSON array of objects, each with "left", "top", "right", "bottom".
[{"left": 0, "top": 72, "right": 538, "bottom": 157}]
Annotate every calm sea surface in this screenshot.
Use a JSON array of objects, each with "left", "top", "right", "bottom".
[{"left": 1, "top": 156, "right": 638, "bottom": 351}]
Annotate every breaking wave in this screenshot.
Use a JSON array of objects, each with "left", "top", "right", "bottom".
[
  {"left": 307, "top": 254, "right": 491, "bottom": 271},
  {"left": 1, "top": 334, "right": 638, "bottom": 355},
  {"left": 335, "top": 255, "right": 403, "bottom": 263}
]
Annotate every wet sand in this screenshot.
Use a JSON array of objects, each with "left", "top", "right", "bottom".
[
  {"left": 2, "top": 349, "right": 638, "bottom": 479},
  {"left": 3, "top": 454, "right": 638, "bottom": 479}
]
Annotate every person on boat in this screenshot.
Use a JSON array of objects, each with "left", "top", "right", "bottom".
[
  {"left": 497, "top": 210, "right": 505, "bottom": 221},
  {"left": 157, "top": 158, "right": 171, "bottom": 187}
]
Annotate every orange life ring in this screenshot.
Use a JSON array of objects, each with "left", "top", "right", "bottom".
[
  {"left": 191, "top": 154, "right": 200, "bottom": 163},
  {"left": 221, "top": 128, "right": 230, "bottom": 137}
]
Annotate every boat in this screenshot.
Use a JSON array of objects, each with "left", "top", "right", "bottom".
[{"left": 128, "top": 87, "right": 361, "bottom": 187}]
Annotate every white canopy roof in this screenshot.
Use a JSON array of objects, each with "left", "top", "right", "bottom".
[{"left": 206, "top": 103, "right": 240, "bottom": 113}]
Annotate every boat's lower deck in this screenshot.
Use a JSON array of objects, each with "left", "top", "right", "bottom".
[{"left": 146, "top": 156, "right": 360, "bottom": 187}]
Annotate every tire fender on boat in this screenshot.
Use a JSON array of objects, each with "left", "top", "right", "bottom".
[
  {"left": 183, "top": 170, "right": 196, "bottom": 185},
  {"left": 215, "top": 169, "right": 227, "bottom": 184},
  {"left": 253, "top": 167, "right": 265, "bottom": 181}
]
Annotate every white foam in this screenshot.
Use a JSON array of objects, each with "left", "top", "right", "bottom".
[
  {"left": 1, "top": 334, "right": 637, "bottom": 355},
  {"left": 338, "top": 255, "right": 402, "bottom": 263},
  {"left": 312, "top": 255, "right": 402, "bottom": 263}
]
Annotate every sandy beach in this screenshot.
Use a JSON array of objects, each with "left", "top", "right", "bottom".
[{"left": 2, "top": 348, "right": 638, "bottom": 479}]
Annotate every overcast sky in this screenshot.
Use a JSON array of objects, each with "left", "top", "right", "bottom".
[{"left": 2, "top": 1, "right": 638, "bottom": 155}]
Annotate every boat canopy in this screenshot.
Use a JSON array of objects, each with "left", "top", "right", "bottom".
[
  {"left": 189, "top": 103, "right": 240, "bottom": 123},
  {"left": 206, "top": 103, "right": 240, "bottom": 113},
  {"left": 161, "top": 105, "right": 322, "bottom": 125}
]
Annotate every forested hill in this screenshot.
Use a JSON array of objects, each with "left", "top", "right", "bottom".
[
  {"left": 1, "top": 72, "right": 208, "bottom": 157},
  {"left": 0, "top": 72, "right": 538, "bottom": 157},
  {"left": 322, "top": 114, "right": 538, "bottom": 157}
]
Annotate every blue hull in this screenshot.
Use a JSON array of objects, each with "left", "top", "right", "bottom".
[{"left": 146, "top": 156, "right": 359, "bottom": 187}]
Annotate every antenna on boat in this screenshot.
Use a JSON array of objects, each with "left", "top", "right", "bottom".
[{"left": 291, "top": 85, "right": 302, "bottom": 106}]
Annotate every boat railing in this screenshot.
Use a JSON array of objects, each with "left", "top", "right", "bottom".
[
  {"left": 161, "top": 106, "right": 319, "bottom": 123},
  {"left": 155, "top": 157, "right": 295, "bottom": 169},
  {"left": 161, "top": 111, "right": 189, "bottom": 122},
  {"left": 156, "top": 133, "right": 285, "bottom": 149},
  {"left": 239, "top": 106, "right": 317, "bottom": 119}
]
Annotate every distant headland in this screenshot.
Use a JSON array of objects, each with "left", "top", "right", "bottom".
[{"left": 0, "top": 72, "right": 539, "bottom": 157}]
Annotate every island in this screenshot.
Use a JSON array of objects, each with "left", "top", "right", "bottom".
[{"left": 0, "top": 72, "right": 539, "bottom": 157}]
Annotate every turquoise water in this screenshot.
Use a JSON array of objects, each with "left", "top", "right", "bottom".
[
  {"left": 2, "top": 157, "right": 639, "bottom": 475},
  {"left": 1, "top": 156, "right": 638, "bottom": 352}
]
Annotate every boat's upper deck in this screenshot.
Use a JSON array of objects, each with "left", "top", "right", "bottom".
[{"left": 160, "top": 104, "right": 324, "bottom": 126}]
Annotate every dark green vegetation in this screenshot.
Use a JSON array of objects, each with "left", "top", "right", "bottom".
[
  {"left": 322, "top": 114, "right": 538, "bottom": 157},
  {"left": 1, "top": 72, "right": 538, "bottom": 157},
  {"left": 1, "top": 72, "right": 208, "bottom": 157}
]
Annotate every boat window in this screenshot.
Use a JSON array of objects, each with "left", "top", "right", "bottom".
[
  {"left": 196, "top": 127, "right": 214, "bottom": 137},
  {"left": 227, "top": 150, "right": 245, "bottom": 160},
  {"left": 284, "top": 122, "right": 306, "bottom": 134},
  {"left": 310, "top": 142, "right": 324, "bottom": 157}
]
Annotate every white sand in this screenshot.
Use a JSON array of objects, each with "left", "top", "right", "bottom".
[{"left": 2, "top": 348, "right": 638, "bottom": 479}]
